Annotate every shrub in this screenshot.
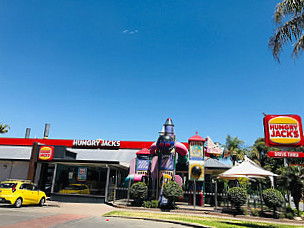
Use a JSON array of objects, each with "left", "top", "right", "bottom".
[
  {"left": 285, "top": 212, "right": 294, "bottom": 219},
  {"left": 162, "top": 181, "right": 183, "bottom": 204},
  {"left": 130, "top": 182, "right": 147, "bottom": 201},
  {"left": 227, "top": 187, "right": 247, "bottom": 211},
  {"left": 284, "top": 204, "right": 295, "bottom": 219},
  {"left": 293, "top": 208, "right": 304, "bottom": 217},
  {"left": 286, "top": 204, "right": 294, "bottom": 214},
  {"left": 262, "top": 189, "right": 284, "bottom": 218},
  {"left": 250, "top": 208, "right": 259, "bottom": 216},
  {"left": 142, "top": 201, "right": 152, "bottom": 208},
  {"left": 279, "top": 213, "right": 285, "bottom": 219},
  {"left": 241, "top": 207, "right": 248, "bottom": 215},
  {"left": 151, "top": 200, "right": 159, "bottom": 208},
  {"left": 143, "top": 200, "right": 159, "bottom": 208}
]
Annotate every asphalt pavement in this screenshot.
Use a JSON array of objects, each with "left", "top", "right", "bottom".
[
  {"left": 0, "top": 202, "right": 187, "bottom": 228},
  {"left": 0, "top": 200, "right": 303, "bottom": 228}
]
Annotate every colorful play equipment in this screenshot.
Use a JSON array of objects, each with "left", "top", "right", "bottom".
[{"left": 125, "top": 118, "right": 224, "bottom": 206}]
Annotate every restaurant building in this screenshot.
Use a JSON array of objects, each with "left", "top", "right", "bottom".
[{"left": 0, "top": 137, "right": 228, "bottom": 203}]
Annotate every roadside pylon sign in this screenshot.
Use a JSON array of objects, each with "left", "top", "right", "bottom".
[{"left": 264, "top": 114, "right": 304, "bottom": 147}]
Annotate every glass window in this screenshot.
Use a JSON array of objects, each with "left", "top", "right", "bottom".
[
  {"left": 0, "top": 183, "right": 16, "bottom": 188},
  {"left": 19, "top": 184, "right": 26, "bottom": 189},
  {"left": 54, "top": 164, "right": 108, "bottom": 196},
  {"left": 20, "top": 184, "right": 32, "bottom": 190}
]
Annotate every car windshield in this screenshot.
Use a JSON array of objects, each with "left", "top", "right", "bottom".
[{"left": 0, "top": 183, "right": 16, "bottom": 188}]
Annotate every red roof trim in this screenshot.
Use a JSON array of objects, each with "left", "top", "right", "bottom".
[{"left": 0, "top": 137, "right": 189, "bottom": 150}]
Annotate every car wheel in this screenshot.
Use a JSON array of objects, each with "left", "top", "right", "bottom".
[
  {"left": 14, "top": 197, "right": 22, "bottom": 208},
  {"left": 39, "top": 197, "right": 45, "bottom": 207}
]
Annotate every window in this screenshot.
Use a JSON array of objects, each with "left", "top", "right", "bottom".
[
  {"left": 20, "top": 184, "right": 33, "bottom": 190},
  {"left": 0, "top": 183, "right": 16, "bottom": 188},
  {"left": 54, "top": 164, "right": 108, "bottom": 196}
]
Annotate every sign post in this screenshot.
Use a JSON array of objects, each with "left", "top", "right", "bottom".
[
  {"left": 264, "top": 114, "right": 304, "bottom": 208},
  {"left": 264, "top": 114, "right": 304, "bottom": 165}
]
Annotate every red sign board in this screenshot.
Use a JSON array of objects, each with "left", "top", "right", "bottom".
[
  {"left": 38, "top": 146, "right": 54, "bottom": 161},
  {"left": 267, "top": 151, "right": 304, "bottom": 158},
  {"left": 0, "top": 138, "right": 163, "bottom": 150},
  {"left": 264, "top": 115, "right": 304, "bottom": 147}
]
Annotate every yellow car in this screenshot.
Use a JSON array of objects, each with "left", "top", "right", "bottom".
[
  {"left": 0, "top": 180, "right": 46, "bottom": 208},
  {"left": 59, "top": 184, "right": 90, "bottom": 195}
]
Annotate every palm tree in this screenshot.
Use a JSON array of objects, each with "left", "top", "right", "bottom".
[
  {"left": 0, "top": 123, "right": 9, "bottom": 134},
  {"left": 251, "top": 138, "right": 283, "bottom": 172},
  {"left": 245, "top": 146, "right": 261, "bottom": 166},
  {"left": 269, "top": 0, "right": 304, "bottom": 61},
  {"left": 278, "top": 166, "right": 304, "bottom": 216},
  {"left": 225, "top": 135, "right": 245, "bottom": 165}
]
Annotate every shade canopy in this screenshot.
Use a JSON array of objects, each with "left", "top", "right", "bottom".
[{"left": 218, "top": 157, "right": 278, "bottom": 179}]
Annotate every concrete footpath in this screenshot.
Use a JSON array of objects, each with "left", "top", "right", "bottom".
[
  {"left": 43, "top": 201, "right": 121, "bottom": 216},
  {"left": 40, "top": 201, "right": 304, "bottom": 227}
]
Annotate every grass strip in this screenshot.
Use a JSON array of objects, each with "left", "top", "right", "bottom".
[{"left": 104, "top": 211, "right": 299, "bottom": 228}]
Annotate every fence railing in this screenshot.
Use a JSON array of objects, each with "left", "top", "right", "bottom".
[{"left": 109, "top": 186, "right": 268, "bottom": 210}]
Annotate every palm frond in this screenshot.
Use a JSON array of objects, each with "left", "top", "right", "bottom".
[
  {"left": 275, "top": 0, "right": 304, "bottom": 23},
  {"left": 0, "top": 123, "right": 10, "bottom": 134},
  {"left": 269, "top": 13, "right": 304, "bottom": 60},
  {"left": 292, "top": 34, "right": 304, "bottom": 57}
]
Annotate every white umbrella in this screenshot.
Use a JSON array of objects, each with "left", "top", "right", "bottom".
[{"left": 218, "top": 156, "right": 278, "bottom": 187}]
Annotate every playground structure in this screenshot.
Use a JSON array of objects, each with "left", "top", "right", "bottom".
[{"left": 125, "top": 118, "right": 224, "bottom": 206}]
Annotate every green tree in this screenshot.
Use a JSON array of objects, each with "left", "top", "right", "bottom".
[
  {"left": 244, "top": 146, "right": 261, "bottom": 166},
  {"left": 278, "top": 166, "right": 304, "bottom": 216},
  {"left": 250, "top": 138, "right": 283, "bottom": 173},
  {"left": 269, "top": 0, "right": 304, "bottom": 61},
  {"left": 225, "top": 135, "right": 245, "bottom": 165},
  {"left": 0, "top": 123, "right": 9, "bottom": 134}
]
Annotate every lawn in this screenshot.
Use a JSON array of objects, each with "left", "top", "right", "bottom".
[{"left": 104, "top": 211, "right": 299, "bottom": 228}]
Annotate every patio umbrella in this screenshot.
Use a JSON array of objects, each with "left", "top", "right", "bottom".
[{"left": 218, "top": 156, "right": 278, "bottom": 187}]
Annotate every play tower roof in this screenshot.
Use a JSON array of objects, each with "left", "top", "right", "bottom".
[{"left": 188, "top": 132, "right": 206, "bottom": 142}]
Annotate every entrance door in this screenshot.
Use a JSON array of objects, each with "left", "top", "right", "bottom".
[{"left": 38, "top": 163, "right": 55, "bottom": 197}]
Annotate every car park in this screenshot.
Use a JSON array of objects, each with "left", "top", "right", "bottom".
[{"left": 0, "top": 180, "right": 46, "bottom": 208}]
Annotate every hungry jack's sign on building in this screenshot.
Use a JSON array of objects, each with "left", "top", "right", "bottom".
[{"left": 38, "top": 146, "right": 54, "bottom": 161}]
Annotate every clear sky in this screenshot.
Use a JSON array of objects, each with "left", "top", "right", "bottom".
[{"left": 1, "top": 1, "right": 303, "bottom": 147}]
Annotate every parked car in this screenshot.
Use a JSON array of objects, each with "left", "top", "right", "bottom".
[
  {"left": 0, "top": 180, "right": 46, "bottom": 208},
  {"left": 59, "top": 184, "right": 90, "bottom": 195}
]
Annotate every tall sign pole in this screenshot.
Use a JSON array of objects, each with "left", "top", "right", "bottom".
[
  {"left": 263, "top": 114, "right": 304, "bottom": 205},
  {"left": 264, "top": 114, "right": 304, "bottom": 165}
]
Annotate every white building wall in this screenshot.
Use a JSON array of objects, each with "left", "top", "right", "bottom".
[
  {"left": 0, "top": 161, "right": 13, "bottom": 181},
  {"left": 0, "top": 161, "right": 29, "bottom": 181}
]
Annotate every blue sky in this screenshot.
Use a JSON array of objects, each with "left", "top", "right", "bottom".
[{"left": 1, "top": 1, "right": 304, "bottom": 147}]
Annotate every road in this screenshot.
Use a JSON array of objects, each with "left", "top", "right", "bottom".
[{"left": 0, "top": 203, "right": 186, "bottom": 228}]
